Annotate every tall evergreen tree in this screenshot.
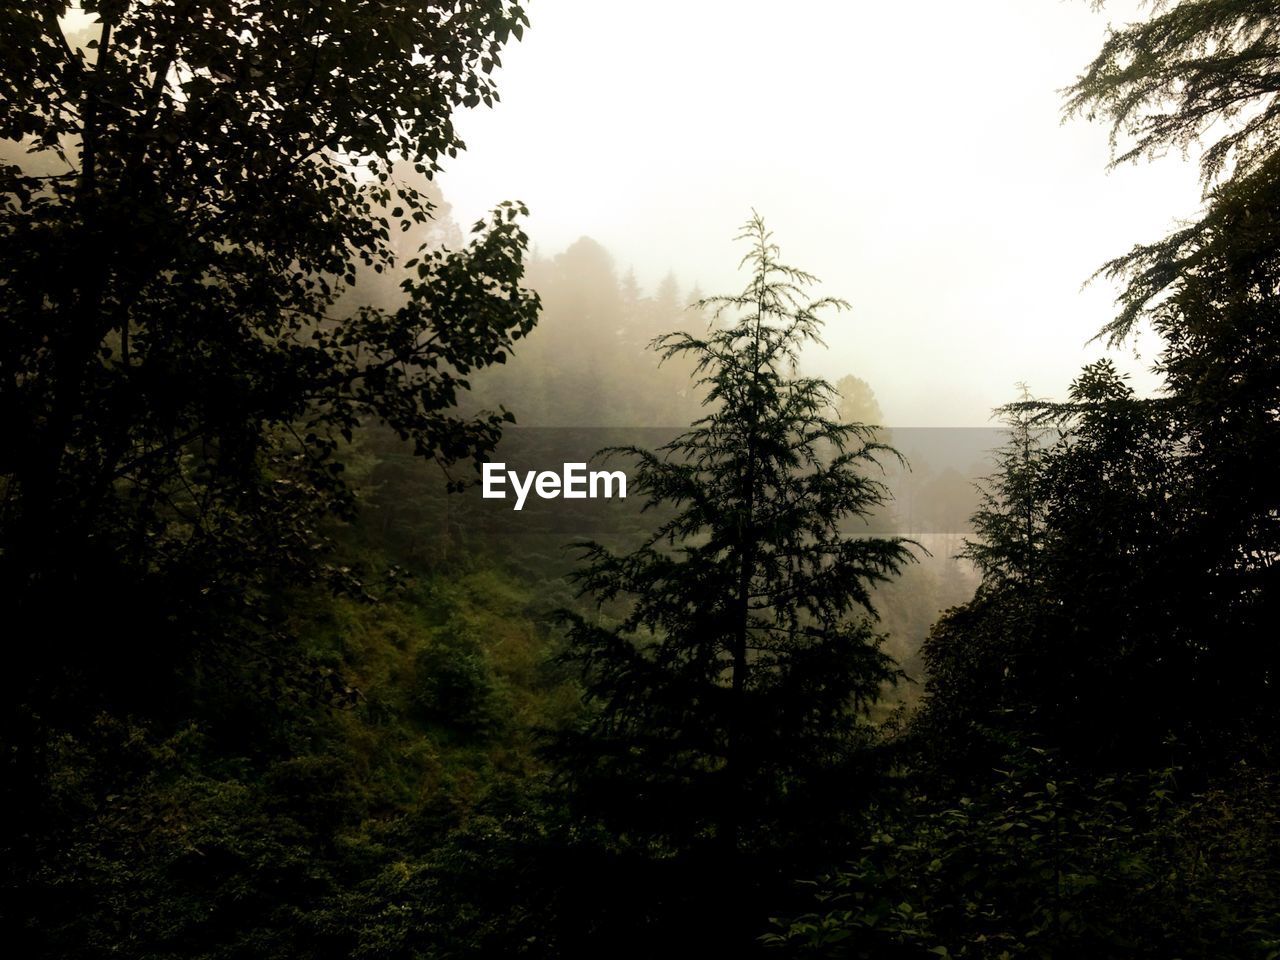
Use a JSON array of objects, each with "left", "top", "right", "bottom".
[
  {"left": 920, "top": 362, "right": 1220, "bottom": 766},
  {"left": 1066, "top": 0, "right": 1280, "bottom": 347},
  {"left": 960, "top": 384, "right": 1049, "bottom": 587},
  {"left": 1062, "top": 0, "right": 1280, "bottom": 745},
  {"left": 555, "top": 214, "right": 914, "bottom": 879}
]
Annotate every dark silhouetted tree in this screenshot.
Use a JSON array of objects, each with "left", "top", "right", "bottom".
[
  {"left": 1064, "top": 0, "right": 1280, "bottom": 745},
  {"left": 920, "top": 362, "right": 1215, "bottom": 765},
  {"left": 0, "top": 1, "right": 538, "bottom": 714},
  {"left": 553, "top": 214, "right": 914, "bottom": 946},
  {"left": 0, "top": 8, "right": 538, "bottom": 953}
]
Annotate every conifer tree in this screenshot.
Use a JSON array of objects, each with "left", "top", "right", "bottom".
[
  {"left": 1067, "top": 2, "right": 1280, "bottom": 728},
  {"left": 555, "top": 215, "right": 914, "bottom": 860},
  {"left": 923, "top": 363, "right": 1209, "bottom": 765},
  {"left": 960, "top": 384, "right": 1050, "bottom": 587}
]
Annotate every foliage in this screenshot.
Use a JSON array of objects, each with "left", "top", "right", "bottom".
[
  {"left": 915, "top": 360, "right": 1250, "bottom": 764},
  {"left": 1065, "top": 9, "right": 1280, "bottom": 720},
  {"left": 411, "top": 615, "right": 506, "bottom": 736},
  {"left": 1064, "top": 7, "right": 1280, "bottom": 712},
  {"left": 1, "top": 555, "right": 578, "bottom": 960},
  {"left": 1069, "top": 2, "right": 1279, "bottom": 184},
  {"left": 765, "top": 742, "right": 1280, "bottom": 960},
  {"left": 1066, "top": 0, "right": 1280, "bottom": 341},
  {"left": 0, "top": 4, "right": 546, "bottom": 957},
  {"left": 0, "top": 0, "right": 538, "bottom": 723},
  {"left": 958, "top": 385, "right": 1048, "bottom": 587},
  {"left": 548, "top": 215, "right": 914, "bottom": 949}
]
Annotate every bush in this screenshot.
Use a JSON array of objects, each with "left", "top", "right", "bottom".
[
  {"left": 765, "top": 743, "right": 1280, "bottom": 959},
  {"left": 411, "top": 618, "right": 505, "bottom": 736}
]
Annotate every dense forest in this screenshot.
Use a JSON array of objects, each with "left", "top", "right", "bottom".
[{"left": 2, "top": 2, "right": 1278, "bottom": 958}]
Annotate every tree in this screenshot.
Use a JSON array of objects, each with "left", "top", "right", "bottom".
[
  {"left": 469, "top": 237, "right": 706, "bottom": 427},
  {"left": 834, "top": 373, "right": 884, "bottom": 428},
  {"left": 1067, "top": 0, "right": 1280, "bottom": 744},
  {"left": 766, "top": 748, "right": 1280, "bottom": 960},
  {"left": 0, "top": 9, "right": 539, "bottom": 951},
  {"left": 960, "top": 384, "right": 1050, "bottom": 587},
  {"left": 0, "top": 2, "right": 538, "bottom": 715},
  {"left": 1067, "top": 0, "right": 1280, "bottom": 338},
  {"left": 919, "top": 362, "right": 1221, "bottom": 766},
  {"left": 915, "top": 389, "right": 1052, "bottom": 766},
  {"left": 552, "top": 215, "right": 914, "bottom": 944}
]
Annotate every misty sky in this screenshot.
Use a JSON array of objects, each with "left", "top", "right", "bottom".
[{"left": 438, "top": 0, "right": 1207, "bottom": 426}]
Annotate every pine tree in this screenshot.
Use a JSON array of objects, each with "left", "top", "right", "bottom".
[
  {"left": 1040, "top": 0, "right": 1280, "bottom": 754},
  {"left": 555, "top": 215, "right": 914, "bottom": 863},
  {"left": 922, "top": 363, "right": 1213, "bottom": 766},
  {"left": 960, "top": 384, "right": 1050, "bottom": 586}
]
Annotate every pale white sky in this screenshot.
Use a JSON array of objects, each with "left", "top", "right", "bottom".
[{"left": 437, "top": 0, "right": 1205, "bottom": 426}]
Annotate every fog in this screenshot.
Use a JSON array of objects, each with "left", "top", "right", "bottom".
[{"left": 438, "top": 0, "right": 1205, "bottom": 426}]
